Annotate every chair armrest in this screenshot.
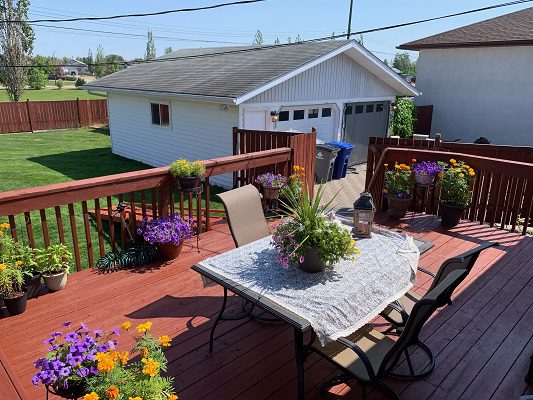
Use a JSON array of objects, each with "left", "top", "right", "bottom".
[
  {"left": 417, "top": 266, "right": 436, "bottom": 278},
  {"left": 386, "top": 301, "right": 410, "bottom": 325},
  {"left": 336, "top": 337, "right": 377, "bottom": 381}
]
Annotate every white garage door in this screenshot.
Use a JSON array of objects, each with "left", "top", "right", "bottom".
[{"left": 275, "top": 105, "right": 337, "bottom": 142}]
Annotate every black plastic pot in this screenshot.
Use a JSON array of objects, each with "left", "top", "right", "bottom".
[
  {"left": 23, "top": 273, "right": 42, "bottom": 299},
  {"left": 440, "top": 202, "right": 468, "bottom": 227},
  {"left": 3, "top": 292, "right": 27, "bottom": 316},
  {"left": 177, "top": 176, "right": 201, "bottom": 191},
  {"left": 298, "top": 247, "right": 326, "bottom": 273},
  {"left": 46, "top": 381, "right": 87, "bottom": 399}
]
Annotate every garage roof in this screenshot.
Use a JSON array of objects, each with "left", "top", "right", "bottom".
[
  {"left": 85, "top": 40, "right": 418, "bottom": 103},
  {"left": 399, "top": 7, "right": 533, "bottom": 51}
]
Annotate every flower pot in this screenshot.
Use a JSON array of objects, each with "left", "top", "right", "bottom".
[
  {"left": 46, "top": 381, "right": 87, "bottom": 399},
  {"left": 263, "top": 187, "right": 280, "bottom": 200},
  {"left": 3, "top": 292, "right": 27, "bottom": 316},
  {"left": 43, "top": 271, "right": 68, "bottom": 292},
  {"left": 415, "top": 173, "right": 435, "bottom": 186},
  {"left": 298, "top": 247, "right": 326, "bottom": 273},
  {"left": 23, "top": 273, "right": 42, "bottom": 299},
  {"left": 440, "top": 202, "right": 468, "bottom": 228},
  {"left": 178, "top": 176, "right": 201, "bottom": 191},
  {"left": 157, "top": 241, "right": 184, "bottom": 261},
  {"left": 387, "top": 196, "right": 412, "bottom": 218}
]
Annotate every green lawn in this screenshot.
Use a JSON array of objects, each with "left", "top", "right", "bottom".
[
  {"left": 0, "top": 89, "right": 107, "bottom": 102},
  {"left": 0, "top": 128, "right": 224, "bottom": 271}
]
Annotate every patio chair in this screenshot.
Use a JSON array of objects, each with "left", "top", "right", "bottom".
[
  {"left": 217, "top": 184, "right": 270, "bottom": 248},
  {"left": 380, "top": 241, "right": 497, "bottom": 331},
  {"left": 311, "top": 269, "right": 469, "bottom": 400}
]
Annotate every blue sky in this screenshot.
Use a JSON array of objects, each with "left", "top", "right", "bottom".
[{"left": 29, "top": 0, "right": 532, "bottom": 61}]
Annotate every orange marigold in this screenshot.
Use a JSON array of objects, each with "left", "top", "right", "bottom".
[
  {"left": 105, "top": 386, "right": 120, "bottom": 400},
  {"left": 158, "top": 335, "right": 172, "bottom": 347},
  {"left": 141, "top": 358, "right": 160, "bottom": 377}
]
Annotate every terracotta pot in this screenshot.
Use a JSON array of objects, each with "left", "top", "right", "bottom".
[
  {"left": 157, "top": 241, "right": 184, "bottom": 261},
  {"left": 178, "top": 176, "right": 201, "bottom": 191},
  {"left": 263, "top": 187, "right": 280, "bottom": 200},
  {"left": 440, "top": 202, "right": 468, "bottom": 227},
  {"left": 43, "top": 271, "right": 68, "bottom": 291},
  {"left": 298, "top": 247, "right": 326, "bottom": 273},
  {"left": 3, "top": 292, "right": 27, "bottom": 316},
  {"left": 23, "top": 273, "right": 42, "bottom": 299},
  {"left": 387, "top": 196, "right": 412, "bottom": 218},
  {"left": 46, "top": 381, "right": 87, "bottom": 399},
  {"left": 415, "top": 173, "right": 435, "bottom": 186}
]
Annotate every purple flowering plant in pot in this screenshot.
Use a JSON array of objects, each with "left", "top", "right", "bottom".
[
  {"left": 32, "top": 322, "right": 119, "bottom": 399},
  {"left": 255, "top": 172, "right": 288, "bottom": 200},
  {"left": 137, "top": 213, "right": 194, "bottom": 260},
  {"left": 412, "top": 160, "right": 444, "bottom": 186}
]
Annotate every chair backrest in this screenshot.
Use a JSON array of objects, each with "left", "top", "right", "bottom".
[
  {"left": 379, "top": 269, "right": 469, "bottom": 377},
  {"left": 217, "top": 184, "right": 271, "bottom": 247},
  {"left": 428, "top": 241, "right": 497, "bottom": 292}
]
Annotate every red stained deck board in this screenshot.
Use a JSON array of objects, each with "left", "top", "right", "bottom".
[{"left": 0, "top": 215, "right": 531, "bottom": 400}]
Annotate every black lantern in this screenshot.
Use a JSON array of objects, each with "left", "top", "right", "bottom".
[{"left": 353, "top": 191, "right": 375, "bottom": 237}]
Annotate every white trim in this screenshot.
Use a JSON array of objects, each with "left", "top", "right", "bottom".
[
  {"left": 243, "top": 96, "right": 396, "bottom": 108},
  {"left": 149, "top": 99, "right": 172, "bottom": 130}
]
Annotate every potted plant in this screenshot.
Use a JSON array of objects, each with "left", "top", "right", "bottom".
[
  {"left": 438, "top": 159, "right": 476, "bottom": 227},
  {"left": 280, "top": 165, "right": 305, "bottom": 209},
  {"left": 0, "top": 262, "right": 27, "bottom": 315},
  {"left": 255, "top": 172, "right": 288, "bottom": 200},
  {"left": 35, "top": 244, "right": 72, "bottom": 291},
  {"left": 273, "top": 185, "right": 360, "bottom": 273},
  {"left": 170, "top": 159, "right": 206, "bottom": 191},
  {"left": 32, "top": 322, "right": 119, "bottom": 399},
  {"left": 137, "top": 213, "right": 194, "bottom": 260},
  {"left": 83, "top": 321, "right": 178, "bottom": 400},
  {"left": 412, "top": 160, "right": 444, "bottom": 186},
  {"left": 384, "top": 162, "right": 414, "bottom": 218}
]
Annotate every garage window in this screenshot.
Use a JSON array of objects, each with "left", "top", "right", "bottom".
[
  {"left": 376, "top": 104, "right": 384, "bottom": 112},
  {"left": 355, "top": 105, "right": 364, "bottom": 114},
  {"left": 308, "top": 108, "right": 319, "bottom": 119},
  {"left": 322, "top": 108, "right": 331, "bottom": 117},
  {"left": 151, "top": 103, "right": 170, "bottom": 126},
  {"left": 293, "top": 110, "right": 305, "bottom": 120},
  {"left": 344, "top": 106, "right": 353, "bottom": 115},
  {"left": 366, "top": 104, "right": 374, "bottom": 113},
  {"left": 279, "top": 111, "right": 289, "bottom": 121}
]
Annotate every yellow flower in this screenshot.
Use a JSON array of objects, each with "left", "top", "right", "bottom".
[
  {"left": 128, "top": 398, "right": 143, "bottom": 400},
  {"left": 140, "top": 347, "right": 149, "bottom": 357},
  {"left": 105, "top": 386, "right": 120, "bottom": 399},
  {"left": 118, "top": 351, "right": 129, "bottom": 365},
  {"left": 0, "top": 263, "right": 6, "bottom": 271},
  {"left": 383, "top": 188, "right": 388, "bottom": 194},
  {"left": 411, "top": 158, "right": 417, "bottom": 163},
  {"left": 95, "top": 352, "right": 115, "bottom": 372},
  {"left": 459, "top": 173, "right": 465, "bottom": 178},
  {"left": 121, "top": 321, "right": 131, "bottom": 330},
  {"left": 463, "top": 164, "right": 470, "bottom": 169},
  {"left": 0, "top": 222, "right": 9, "bottom": 228},
  {"left": 136, "top": 321, "right": 152, "bottom": 333},
  {"left": 394, "top": 164, "right": 401, "bottom": 169},
  {"left": 293, "top": 166, "right": 300, "bottom": 171},
  {"left": 0, "top": 230, "right": 3, "bottom": 236},
  {"left": 16, "top": 260, "right": 23, "bottom": 266},
  {"left": 168, "top": 395, "right": 178, "bottom": 400},
  {"left": 383, "top": 163, "right": 388, "bottom": 167},
  {"left": 141, "top": 358, "right": 160, "bottom": 377},
  {"left": 84, "top": 393, "right": 100, "bottom": 400},
  {"left": 158, "top": 335, "right": 172, "bottom": 347},
  {"left": 437, "top": 172, "right": 444, "bottom": 178},
  {"left": 469, "top": 171, "right": 475, "bottom": 176},
  {"left": 450, "top": 159, "right": 457, "bottom": 164}
]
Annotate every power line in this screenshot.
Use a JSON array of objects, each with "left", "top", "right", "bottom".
[{"left": 7, "top": 0, "right": 266, "bottom": 23}]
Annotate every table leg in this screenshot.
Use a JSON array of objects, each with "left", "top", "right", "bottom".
[
  {"left": 294, "top": 328, "right": 305, "bottom": 400},
  {"left": 209, "top": 287, "right": 228, "bottom": 353}
]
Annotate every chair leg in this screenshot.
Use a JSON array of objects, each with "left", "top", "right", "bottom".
[
  {"left": 388, "top": 340, "right": 435, "bottom": 380},
  {"left": 375, "top": 382, "right": 401, "bottom": 400}
]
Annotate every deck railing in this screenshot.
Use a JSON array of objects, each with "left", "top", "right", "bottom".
[
  {"left": 0, "top": 148, "right": 291, "bottom": 270},
  {"left": 367, "top": 147, "right": 533, "bottom": 235}
]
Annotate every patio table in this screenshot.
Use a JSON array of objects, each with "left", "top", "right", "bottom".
[{"left": 192, "top": 226, "right": 422, "bottom": 399}]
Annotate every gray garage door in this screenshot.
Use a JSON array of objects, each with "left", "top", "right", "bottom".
[{"left": 343, "top": 102, "right": 390, "bottom": 164}]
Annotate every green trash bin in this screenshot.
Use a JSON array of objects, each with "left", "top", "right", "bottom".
[{"left": 315, "top": 144, "right": 340, "bottom": 183}]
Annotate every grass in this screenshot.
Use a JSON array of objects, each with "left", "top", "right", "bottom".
[
  {"left": 0, "top": 89, "right": 107, "bottom": 102},
  {"left": 0, "top": 128, "right": 224, "bottom": 271}
]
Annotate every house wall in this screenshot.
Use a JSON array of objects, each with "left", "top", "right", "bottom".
[
  {"left": 415, "top": 46, "right": 533, "bottom": 146},
  {"left": 107, "top": 92, "right": 239, "bottom": 188}
]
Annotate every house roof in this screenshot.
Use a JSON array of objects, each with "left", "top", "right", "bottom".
[
  {"left": 65, "top": 59, "right": 87, "bottom": 66},
  {"left": 399, "top": 7, "right": 533, "bottom": 50},
  {"left": 85, "top": 40, "right": 418, "bottom": 104}
]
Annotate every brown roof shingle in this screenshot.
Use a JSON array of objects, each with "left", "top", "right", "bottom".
[{"left": 399, "top": 7, "right": 533, "bottom": 50}]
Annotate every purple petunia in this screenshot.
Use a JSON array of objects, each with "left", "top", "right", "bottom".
[
  {"left": 137, "top": 213, "right": 194, "bottom": 246},
  {"left": 255, "top": 172, "right": 287, "bottom": 189},
  {"left": 413, "top": 161, "right": 443, "bottom": 177}
]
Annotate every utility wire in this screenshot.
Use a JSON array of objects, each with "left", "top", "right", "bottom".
[{"left": 7, "top": 0, "right": 266, "bottom": 23}]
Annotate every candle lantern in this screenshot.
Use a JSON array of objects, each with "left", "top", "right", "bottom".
[{"left": 353, "top": 191, "right": 375, "bottom": 237}]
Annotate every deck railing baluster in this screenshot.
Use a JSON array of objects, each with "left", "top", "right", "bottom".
[
  {"left": 24, "top": 211, "right": 35, "bottom": 248},
  {"left": 94, "top": 198, "right": 105, "bottom": 257},
  {"left": 81, "top": 201, "right": 94, "bottom": 267},
  {"left": 67, "top": 203, "right": 81, "bottom": 271},
  {"left": 39, "top": 209, "right": 50, "bottom": 247},
  {"left": 7, "top": 214, "right": 17, "bottom": 241}
]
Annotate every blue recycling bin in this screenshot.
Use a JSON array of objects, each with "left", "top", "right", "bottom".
[{"left": 327, "top": 141, "right": 354, "bottom": 179}]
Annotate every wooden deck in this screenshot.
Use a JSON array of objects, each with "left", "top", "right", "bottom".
[{"left": 0, "top": 214, "right": 532, "bottom": 400}]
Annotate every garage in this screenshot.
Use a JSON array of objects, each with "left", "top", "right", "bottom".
[{"left": 273, "top": 105, "right": 338, "bottom": 142}]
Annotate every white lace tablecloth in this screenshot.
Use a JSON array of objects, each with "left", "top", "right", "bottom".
[{"left": 198, "top": 227, "right": 419, "bottom": 346}]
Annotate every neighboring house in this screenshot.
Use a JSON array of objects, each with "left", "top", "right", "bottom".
[
  {"left": 399, "top": 7, "right": 533, "bottom": 146},
  {"left": 85, "top": 40, "right": 418, "bottom": 187},
  {"left": 62, "top": 59, "right": 90, "bottom": 76}
]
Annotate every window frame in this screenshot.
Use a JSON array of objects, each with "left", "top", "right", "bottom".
[
  {"left": 308, "top": 108, "right": 319, "bottom": 119},
  {"left": 321, "top": 107, "right": 332, "bottom": 118},
  {"left": 150, "top": 101, "right": 171, "bottom": 128},
  {"left": 293, "top": 109, "right": 305, "bottom": 120}
]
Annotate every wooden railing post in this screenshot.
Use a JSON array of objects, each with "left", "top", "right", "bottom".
[
  {"left": 435, "top": 132, "right": 442, "bottom": 150},
  {"left": 159, "top": 175, "right": 171, "bottom": 216}
]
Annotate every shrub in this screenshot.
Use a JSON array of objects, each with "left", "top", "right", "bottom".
[
  {"left": 75, "top": 77, "right": 86, "bottom": 87},
  {"left": 391, "top": 97, "right": 415, "bottom": 138},
  {"left": 55, "top": 79, "right": 63, "bottom": 89},
  {"left": 27, "top": 68, "right": 48, "bottom": 90},
  {"left": 63, "top": 75, "right": 77, "bottom": 81}
]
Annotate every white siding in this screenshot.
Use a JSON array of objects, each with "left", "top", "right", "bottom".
[
  {"left": 415, "top": 47, "right": 533, "bottom": 146},
  {"left": 108, "top": 93, "right": 239, "bottom": 187},
  {"left": 246, "top": 53, "right": 398, "bottom": 103}
]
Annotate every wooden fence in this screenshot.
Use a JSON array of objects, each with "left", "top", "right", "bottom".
[
  {"left": 232, "top": 127, "right": 316, "bottom": 192},
  {"left": 414, "top": 105, "right": 433, "bottom": 135},
  {"left": 0, "top": 99, "right": 108, "bottom": 133}
]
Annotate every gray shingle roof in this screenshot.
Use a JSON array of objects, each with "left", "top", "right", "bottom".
[
  {"left": 86, "top": 40, "right": 353, "bottom": 99},
  {"left": 399, "top": 7, "right": 533, "bottom": 50}
]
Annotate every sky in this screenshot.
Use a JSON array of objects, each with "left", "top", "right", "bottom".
[{"left": 28, "top": 0, "right": 532, "bottom": 62}]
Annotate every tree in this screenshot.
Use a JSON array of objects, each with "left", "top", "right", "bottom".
[
  {"left": 392, "top": 52, "right": 416, "bottom": 75},
  {"left": 0, "top": 0, "right": 34, "bottom": 101},
  {"left": 86, "top": 48, "right": 94, "bottom": 74},
  {"left": 287, "top": 36, "right": 291, "bottom": 44},
  {"left": 383, "top": 59, "right": 389, "bottom": 66},
  {"left": 391, "top": 97, "right": 416, "bottom": 138},
  {"left": 330, "top": 32, "right": 335, "bottom": 40},
  {"left": 164, "top": 46, "right": 173, "bottom": 54},
  {"left": 295, "top": 34, "right": 302, "bottom": 43},
  {"left": 252, "top": 30, "right": 263, "bottom": 45},
  {"left": 274, "top": 37, "right": 280, "bottom": 45},
  {"left": 27, "top": 54, "right": 51, "bottom": 89},
  {"left": 105, "top": 54, "right": 124, "bottom": 75},
  {"left": 145, "top": 30, "right": 156, "bottom": 60},
  {"left": 94, "top": 44, "right": 106, "bottom": 78}
]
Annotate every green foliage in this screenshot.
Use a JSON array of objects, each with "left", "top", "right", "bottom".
[
  {"left": 0, "top": 265, "right": 23, "bottom": 298},
  {"left": 35, "top": 244, "right": 72, "bottom": 275},
  {"left": 391, "top": 97, "right": 415, "bottom": 138},
  {"left": 62, "top": 76, "right": 77, "bottom": 81},
  {"left": 392, "top": 52, "right": 417, "bottom": 75},
  {"left": 27, "top": 55, "right": 52, "bottom": 90},
  {"left": 164, "top": 46, "right": 173, "bottom": 54},
  {"left": 438, "top": 159, "right": 476, "bottom": 206},
  {"left": 384, "top": 163, "right": 414, "bottom": 198},
  {"left": 94, "top": 45, "right": 106, "bottom": 78},
  {"left": 252, "top": 29, "right": 264, "bottom": 45},
  {"left": 75, "top": 77, "right": 86, "bottom": 87},
  {"left": 169, "top": 159, "right": 206, "bottom": 178},
  {"left": 145, "top": 30, "right": 157, "bottom": 60},
  {"left": 0, "top": 232, "right": 37, "bottom": 278},
  {"left": 55, "top": 79, "right": 63, "bottom": 89},
  {"left": 105, "top": 54, "right": 124, "bottom": 75}
]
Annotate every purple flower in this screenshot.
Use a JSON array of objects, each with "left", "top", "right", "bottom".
[
  {"left": 62, "top": 321, "right": 71, "bottom": 327},
  {"left": 64, "top": 332, "right": 78, "bottom": 342},
  {"left": 255, "top": 173, "right": 287, "bottom": 189},
  {"left": 51, "top": 331, "right": 62, "bottom": 337},
  {"left": 413, "top": 161, "right": 443, "bottom": 177},
  {"left": 112, "top": 327, "right": 120, "bottom": 336}
]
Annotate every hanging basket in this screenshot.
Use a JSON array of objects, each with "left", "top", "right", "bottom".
[
  {"left": 263, "top": 187, "right": 280, "bottom": 200},
  {"left": 177, "top": 176, "right": 201, "bottom": 191},
  {"left": 415, "top": 173, "right": 435, "bottom": 186}
]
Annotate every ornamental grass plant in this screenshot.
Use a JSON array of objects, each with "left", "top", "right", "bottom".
[{"left": 438, "top": 159, "right": 476, "bottom": 206}]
